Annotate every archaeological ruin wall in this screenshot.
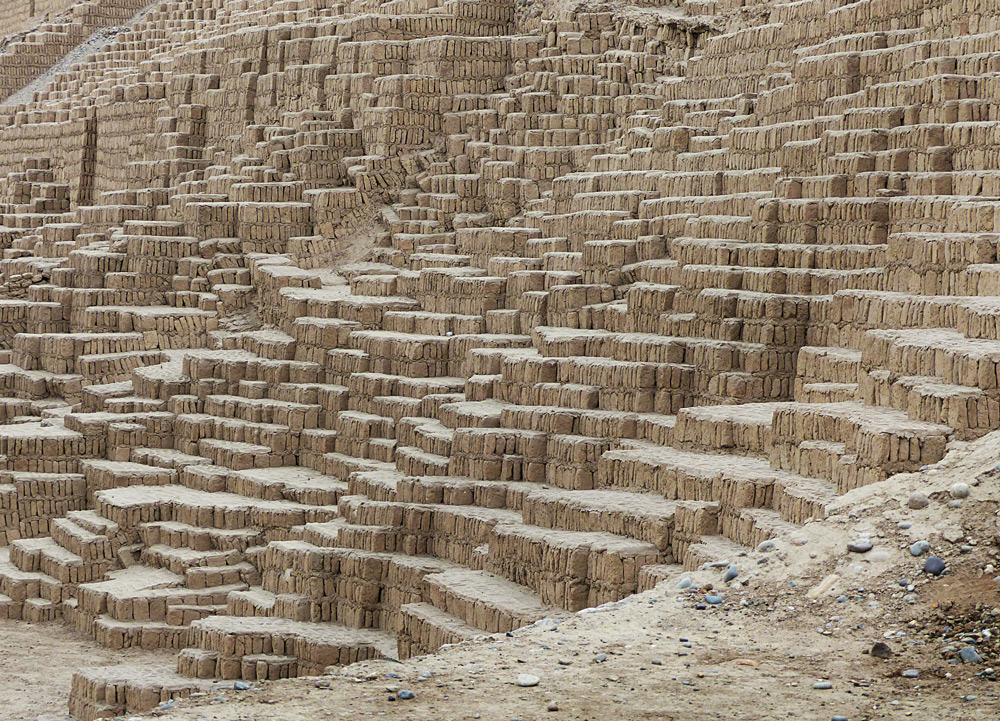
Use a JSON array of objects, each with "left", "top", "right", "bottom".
[{"left": 0, "top": 0, "right": 992, "bottom": 717}]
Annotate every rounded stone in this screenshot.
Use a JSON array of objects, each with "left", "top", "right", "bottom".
[
  {"left": 909, "top": 540, "right": 930, "bottom": 557},
  {"left": 959, "top": 646, "right": 983, "bottom": 664},
  {"left": 950, "top": 482, "right": 971, "bottom": 499},
  {"left": 517, "top": 674, "right": 541, "bottom": 687},
  {"left": 847, "top": 538, "right": 873, "bottom": 553},
  {"left": 906, "top": 493, "right": 930, "bottom": 509},
  {"left": 924, "top": 556, "right": 947, "bottom": 576},
  {"left": 398, "top": 690, "right": 415, "bottom": 700}
]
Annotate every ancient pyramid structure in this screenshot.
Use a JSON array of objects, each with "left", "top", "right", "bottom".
[{"left": 0, "top": 0, "right": 993, "bottom": 716}]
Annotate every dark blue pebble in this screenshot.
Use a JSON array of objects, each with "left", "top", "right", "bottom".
[{"left": 924, "top": 557, "right": 946, "bottom": 576}]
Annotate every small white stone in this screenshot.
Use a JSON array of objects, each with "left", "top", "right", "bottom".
[{"left": 517, "top": 674, "right": 541, "bottom": 687}]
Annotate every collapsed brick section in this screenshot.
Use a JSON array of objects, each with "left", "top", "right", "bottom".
[{"left": 0, "top": 0, "right": 992, "bottom": 717}]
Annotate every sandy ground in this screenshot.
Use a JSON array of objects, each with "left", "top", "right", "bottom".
[
  {"left": 143, "top": 579, "right": 996, "bottom": 721},
  {"left": 2, "top": 433, "right": 1000, "bottom": 721},
  {"left": 0, "top": 618, "right": 173, "bottom": 721},
  {"left": 140, "top": 430, "right": 1000, "bottom": 721}
]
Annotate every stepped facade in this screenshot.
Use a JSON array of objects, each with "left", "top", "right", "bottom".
[{"left": 0, "top": 0, "right": 994, "bottom": 717}]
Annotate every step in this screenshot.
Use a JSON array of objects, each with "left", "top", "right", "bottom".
[
  {"left": 520, "top": 488, "right": 687, "bottom": 553},
  {"left": 50, "top": 516, "right": 116, "bottom": 563},
  {"left": 69, "top": 664, "right": 207, "bottom": 720},
  {"left": 175, "top": 414, "right": 296, "bottom": 457},
  {"left": 682, "top": 534, "right": 748, "bottom": 571},
  {"left": 0, "top": 547, "right": 62, "bottom": 603},
  {"left": 93, "top": 616, "right": 192, "bottom": 650},
  {"left": 81, "top": 460, "right": 178, "bottom": 496},
  {"left": 396, "top": 601, "right": 484, "bottom": 659},
  {"left": 140, "top": 544, "right": 244, "bottom": 574},
  {"left": 485, "top": 521, "right": 661, "bottom": 609},
  {"left": 769, "top": 401, "right": 951, "bottom": 488},
  {"left": 186, "top": 615, "right": 396, "bottom": 676},
  {"left": 422, "top": 568, "right": 553, "bottom": 634},
  {"left": 95, "top": 485, "right": 337, "bottom": 534},
  {"left": 226, "top": 467, "right": 348, "bottom": 505},
  {"left": 130, "top": 447, "right": 214, "bottom": 470},
  {"left": 139, "top": 521, "right": 263, "bottom": 552},
  {"left": 197, "top": 438, "right": 295, "bottom": 470}
]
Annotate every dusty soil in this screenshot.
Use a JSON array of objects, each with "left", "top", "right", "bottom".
[
  {"left": 143, "top": 579, "right": 996, "bottom": 721},
  {"left": 141, "top": 432, "right": 1000, "bottom": 721},
  {"left": 4, "top": 434, "right": 1000, "bottom": 721},
  {"left": 0, "top": 618, "right": 172, "bottom": 721}
]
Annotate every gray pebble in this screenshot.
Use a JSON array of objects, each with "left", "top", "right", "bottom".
[
  {"left": 594, "top": 653, "right": 607, "bottom": 663},
  {"left": 847, "top": 539, "right": 873, "bottom": 553},
  {"left": 398, "top": 690, "right": 414, "bottom": 700},
  {"left": 813, "top": 681, "right": 833, "bottom": 690},
  {"left": 757, "top": 540, "right": 775, "bottom": 552},
  {"left": 906, "top": 493, "right": 929, "bottom": 509},
  {"left": 902, "top": 669, "right": 919, "bottom": 678},
  {"left": 924, "top": 556, "right": 947, "bottom": 576},
  {"left": 547, "top": 701, "right": 559, "bottom": 712},
  {"left": 909, "top": 540, "right": 930, "bottom": 557},
  {"left": 870, "top": 642, "right": 892, "bottom": 659},
  {"left": 959, "top": 646, "right": 983, "bottom": 664},
  {"left": 724, "top": 566, "right": 738, "bottom": 582},
  {"left": 651, "top": 658, "right": 663, "bottom": 665},
  {"left": 233, "top": 681, "right": 250, "bottom": 691},
  {"left": 676, "top": 577, "right": 692, "bottom": 589},
  {"left": 516, "top": 674, "right": 541, "bottom": 687},
  {"left": 950, "top": 482, "right": 970, "bottom": 499}
]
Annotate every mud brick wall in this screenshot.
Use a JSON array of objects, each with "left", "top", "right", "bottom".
[
  {"left": 94, "top": 94, "right": 169, "bottom": 196},
  {"left": 1, "top": 470, "right": 87, "bottom": 538},
  {"left": 0, "top": 111, "right": 94, "bottom": 206}
]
